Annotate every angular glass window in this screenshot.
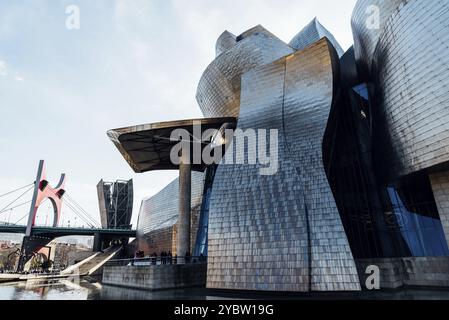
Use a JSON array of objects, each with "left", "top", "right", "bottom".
[{"left": 352, "top": 83, "right": 370, "bottom": 101}]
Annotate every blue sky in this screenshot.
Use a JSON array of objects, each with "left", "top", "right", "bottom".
[{"left": 0, "top": 0, "right": 357, "bottom": 228}]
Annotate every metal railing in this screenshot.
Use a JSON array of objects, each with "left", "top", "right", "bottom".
[
  {"left": 0, "top": 269, "right": 64, "bottom": 275},
  {"left": 105, "top": 256, "right": 207, "bottom": 267}
]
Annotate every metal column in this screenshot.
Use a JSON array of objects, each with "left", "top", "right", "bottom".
[{"left": 177, "top": 155, "right": 191, "bottom": 264}]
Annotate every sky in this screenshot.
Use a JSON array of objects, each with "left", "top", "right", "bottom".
[{"left": 0, "top": 0, "right": 358, "bottom": 229}]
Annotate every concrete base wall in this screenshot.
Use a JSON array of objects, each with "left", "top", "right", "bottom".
[
  {"left": 102, "top": 263, "right": 207, "bottom": 290},
  {"left": 356, "top": 257, "right": 449, "bottom": 289},
  {"left": 137, "top": 227, "right": 175, "bottom": 256},
  {"left": 136, "top": 206, "right": 201, "bottom": 257},
  {"left": 430, "top": 170, "right": 449, "bottom": 248}
]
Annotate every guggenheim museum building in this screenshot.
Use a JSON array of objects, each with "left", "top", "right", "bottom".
[{"left": 108, "top": 0, "right": 449, "bottom": 292}]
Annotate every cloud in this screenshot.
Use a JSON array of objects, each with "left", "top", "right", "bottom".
[
  {"left": 0, "top": 60, "right": 6, "bottom": 76},
  {"left": 0, "top": 0, "right": 358, "bottom": 223},
  {"left": 170, "top": 0, "right": 357, "bottom": 52}
]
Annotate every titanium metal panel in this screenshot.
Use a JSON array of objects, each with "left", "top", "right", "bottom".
[
  {"left": 196, "top": 25, "right": 294, "bottom": 118},
  {"left": 371, "top": 0, "right": 449, "bottom": 179},
  {"left": 207, "top": 39, "right": 360, "bottom": 292},
  {"left": 137, "top": 172, "right": 205, "bottom": 238},
  {"left": 289, "top": 18, "right": 344, "bottom": 57},
  {"left": 351, "top": 0, "right": 404, "bottom": 79},
  {"left": 215, "top": 31, "right": 236, "bottom": 57},
  {"left": 283, "top": 40, "right": 360, "bottom": 291}
]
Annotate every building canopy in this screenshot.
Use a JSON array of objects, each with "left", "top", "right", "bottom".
[{"left": 108, "top": 117, "right": 236, "bottom": 173}]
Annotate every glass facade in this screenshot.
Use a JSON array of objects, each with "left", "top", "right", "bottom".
[
  {"left": 193, "top": 165, "right": 217, "bottom": 256},
  {"left": 352, "top": 83, "right": 369, "bottom": 101},
  {"left": 326, "top": 77, "right": 449, "bottom": 259},
  {"left": 326, "top": 82, "right": 394, "bottom": 258},
  {"left": 386, "top": 173, "right": 449, "bottom": 257}
]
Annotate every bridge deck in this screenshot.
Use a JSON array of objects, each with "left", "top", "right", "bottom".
[{"left": 0, "top": 225, "right": 136, "bottom": 237}]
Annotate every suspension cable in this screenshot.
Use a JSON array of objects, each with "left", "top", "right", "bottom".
[
  {"left": 63, "top": 197, "right": 99, "bottom": 227},
  {"left": 66, "top": 202, "right": 97, "bottom": 227},
  {"left": 0, "top": 185, "right": 35, "bottom": 214},
  {"left": 62, "top": 200, "right": 96, "bottom": 228},
  {"left": 64, "top": 193, "right": 99, "bottom": 226},
  {"left": 0, "top": 183, "right": 34, "bottom": 198},
  {"left": 0, "top": 200, "right": 32, "bottom": 214},
  {"left": 5, "top": 198, "right": 48, "bottom": 226},
  {"left": 35, "top": 186, "right": 98, "bottom": 228},
  {"left": 1, "top": 184, "right": 101, "bottom": 229},
  {"left": 12, "top": 212, "right": 31, "bottom": 225}
]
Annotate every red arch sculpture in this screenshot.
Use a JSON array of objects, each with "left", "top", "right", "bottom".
[{"left": 25, "top": 160, "right": 66, "bottom": 236}]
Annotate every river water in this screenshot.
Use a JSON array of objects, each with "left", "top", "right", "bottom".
[
  {"left": 0, "top": 279, "right": 213, "bottom": 300},
  {"left": 2, "top": 279, "right": 449, "bottom": 300}
]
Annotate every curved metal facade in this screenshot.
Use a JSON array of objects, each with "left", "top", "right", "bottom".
[
  {"left": 289, "top": 18, "right": 344, "bottom": 57},
  {"left": 215, "top": 31, "right": 236, "bottom": 57},
  {"left": 136, "top": 172, "right": 205, "bottom": 253},
  {"left": 113, "top": 1, "right": 449, "bottom": 293},
  {"left": 351, "top": 0, "right": 404, "bottom": 79},
  {"left": 206, "top": 39, "right": 360, "bottom": 292},
  {"left": 353, "top": 0, "right": 449, "bottom": 179},
  {"left": 196, "top": 25, "right": 294, "bottom": 118}
]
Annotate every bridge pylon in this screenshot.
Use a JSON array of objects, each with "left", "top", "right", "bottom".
[{"left": 17, "top": 160, "right": 66, "bottom": 272}]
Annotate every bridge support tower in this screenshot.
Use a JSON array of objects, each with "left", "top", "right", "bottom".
[{"left": 17, "top": 160, "right": 66, "bottom": 272}]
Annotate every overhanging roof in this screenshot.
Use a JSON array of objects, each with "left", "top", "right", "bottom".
[{"left": 107, "top": 117, "right": 237, "bottom": 173}]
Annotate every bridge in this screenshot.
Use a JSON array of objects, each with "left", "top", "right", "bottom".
[
  {"left": 0, "top": 225, "right": 136, "bottom": 238},
  {"left": 0, "top": 160, "right": 136, "bottom": 272}
]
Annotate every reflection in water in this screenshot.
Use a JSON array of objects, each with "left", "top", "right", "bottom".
[
  {"left": 0, "top": 279, "right": 95, "bottom": 300},
  {"left": 2, "top": 279, "right": 449, "bottom": 300},
  {"left": 99, "top": 285, "right": 212, "bottom": 300},
  {"left": 0, "top": 279, "right": 216, "bottom": 300}
]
